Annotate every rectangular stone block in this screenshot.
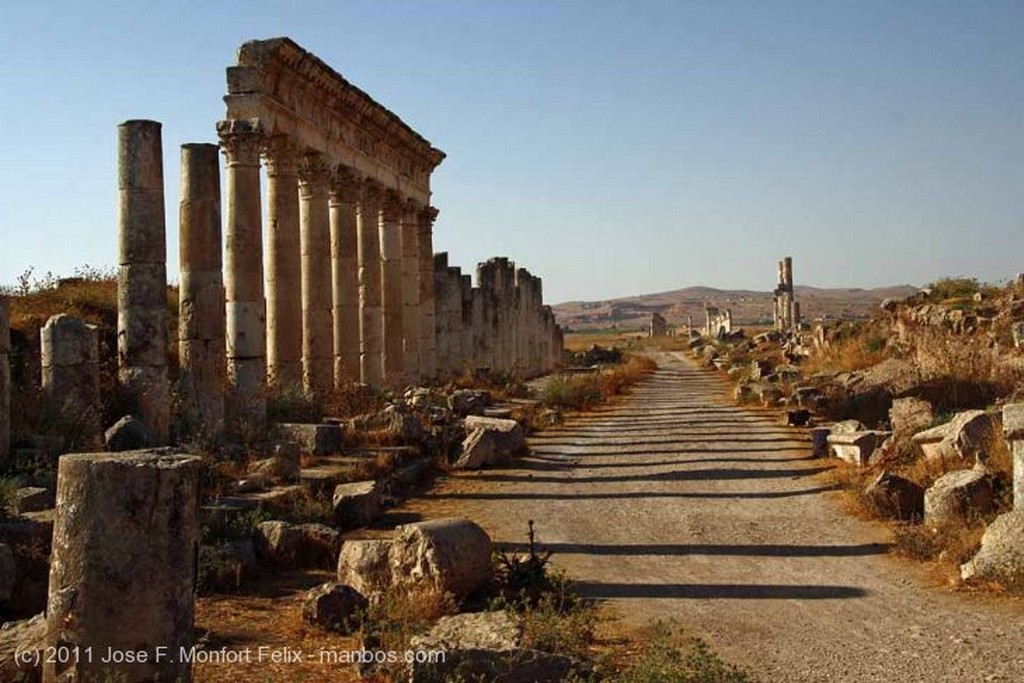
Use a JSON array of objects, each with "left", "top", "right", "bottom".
[
  {"left": 277, "top": 423, "right": 345, "bottom": 456},
  {"left": 1002, "top": 403, "right": 1024, "bottom": 440}
]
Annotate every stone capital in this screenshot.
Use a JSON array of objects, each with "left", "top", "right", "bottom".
[
  {"left": 418, "top": 205, "right": 439, "bottom": 227},
  {"left": 329, "top": 166, "right": 362, "bottom": 204},
  {"left": 262, "top": 136, "right": 302, "bottom": 177},
  {"left": 361, "top": 179, "right": 385, "bottom": 206},
  {"left": 298, "top": 152, "right": 331, "bottom": 198},
  {"left": 381, "top": 190, "right": 404, "bottom": 221},
  {"left": 216, "top": 119, "right": 264, "bottom": 167}
]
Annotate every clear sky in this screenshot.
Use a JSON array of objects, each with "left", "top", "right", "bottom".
[{"left": 1, "top": 0, "right": 1022, "bottom": 304}]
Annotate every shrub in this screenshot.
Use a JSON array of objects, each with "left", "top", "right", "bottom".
[{"left": 608, "top": 622, "right": 751, "bottom": 683}]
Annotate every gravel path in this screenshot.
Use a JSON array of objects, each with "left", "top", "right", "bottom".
[{"left": 405, "top": 352, "right": 1024, "bottom": 681}]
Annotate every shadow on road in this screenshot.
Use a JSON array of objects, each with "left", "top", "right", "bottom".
[
  {"left": 575, "top": 582, "right": 870, "bottom": 600},
  {"left": 495, "top": 541, "right": 890, "bottom": 557}
]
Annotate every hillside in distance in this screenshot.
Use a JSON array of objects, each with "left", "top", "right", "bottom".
[{"left": 553, "top": 284, "right": 919, "bottom": 332}]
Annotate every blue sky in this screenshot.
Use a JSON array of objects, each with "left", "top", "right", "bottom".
[{"left": 1, "top": 0, "right": 1022, "bottom": 303}]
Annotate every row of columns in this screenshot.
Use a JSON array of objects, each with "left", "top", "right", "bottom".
[
  {"left": 433, "top": 255, "right": 562, "bottom": 378},
  {"left": 774, "top": 256, "right": 801, "bottom": 332}
]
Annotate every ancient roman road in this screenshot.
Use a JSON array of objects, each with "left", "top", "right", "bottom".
[{"left": 402, "top": 352, "right": 1024, "bottom": 681}]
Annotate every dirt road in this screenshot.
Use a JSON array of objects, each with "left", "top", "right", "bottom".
[{"left": 405, "top": 352, "right": 1024, "bottom": 681}]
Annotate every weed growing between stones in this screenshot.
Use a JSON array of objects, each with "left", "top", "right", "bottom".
[{"left": 598, "top": 622, "right": 751, "bottom": 683}]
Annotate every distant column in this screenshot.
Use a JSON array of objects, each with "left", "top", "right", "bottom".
[
  {"left": 41, "top": 315, "right": 101, "bottom": 446},
  {"left": 117, "top": 120, "right": 169, "bottom": 443},
  {"left": 433, "top": 253, "right": 450, "bottom": 375},
  {"left": 299, "top": 153, "right": 333, "bottom": 397},
  {"left": 418, "top": 207, "right": 438, "bottom": 380},
  {"left": 178, "top": 143, "right": 226, "bottom": 437},
  {"left": 263, "top": 136, "right": 302, "bottom": 389},
  {"left": 401, "top": 202, "right": 422, "bottom": 383},
  {"left": 330, "top": 167, "right": 361, "bottom": 386},
  {"left": 217, "top": 118, "right": 267, "bottom": 424},
  {"left": 380, "top": 191, "right": 406, "bottom": 386},
  {"left": 358, "top": 181, "right": 384, "bottom": 389}
]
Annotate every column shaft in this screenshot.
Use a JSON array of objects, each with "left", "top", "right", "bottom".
[
  {"left": 264, "top": 138, "right": 302, "bottom": 389},
  {"left": 330, "top": 169, "right": 361, "bottom": 387},
  {"left": 418, "top": 208, "right": 438, "bottom": 380},
  {"left": 358, "top": 184, "right": 384, "bottom": 389},
  {"left": 380, "top": 193, "right": 405, "bottom": 386},
  {"left": 401, "top": 205, "right": 421, "bottom": 383},
  {"left": 299, "top": 155, "right": 333, "bottom": 397}
]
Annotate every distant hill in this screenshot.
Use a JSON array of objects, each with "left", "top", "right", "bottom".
[{"left": 552, "top": 284, "right": 919, "bottom": 332}]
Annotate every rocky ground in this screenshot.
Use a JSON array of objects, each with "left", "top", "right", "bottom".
[{"left": 395, "top": 352, "right": 1024, "bottom": 681}]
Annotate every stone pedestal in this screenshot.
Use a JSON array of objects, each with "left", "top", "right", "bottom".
[
  {"left": 42, "top": 315, "right": 101, "bottom": 447},
  {"left": 401, "top": 204, "right": 421, "bottom": 383},
  {"left": 380, "top": 192, "right": 405, "bottom": 386},
  {"left": 418, "top": 208, "right": 438, "bottom": 380},
  {"left": 1003, "top": 404, "right": 1024, "bottom": 509},
  {"left": 330, "top": 169, "right": 361, "bottom": 386},
  {"left": 0, "top": 298, "right": 9, "bottom": 467},
  {"left": 299, "top": 155, "right": 333, "bottom": 397},
  {"left": 264, "top": 137, "right": 302, "bottom": 390},
  {"left": 358, "top": 182, "right": 384, "bottom": 389},
  {"left": 179, "top": 143, "right": 226, "bottom": 438},
  {"left": 218, "top": 119, "right": 267, "bottom": 424},
  {"left": 44, "top": 450, "right": 201, "bottom": 683},
  {"left": 117, "top": 120, "right": 169, "bottom": 443}
]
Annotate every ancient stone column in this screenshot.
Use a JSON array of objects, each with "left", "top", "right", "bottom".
[
  {"left": 401, "top": 203, "right": 422, "bottom": 383},
  {"left": 433, "top": 253, "right": 450, "bottom": 375},
  {"left": 44, "top": 450, "right": 201, "bottom": 683},
  {"left": 460, "top": 274, "right": 473, "bottom": 373},
  {"left": 178, "top": 143, "right": 226, "bottom": 437},
  {"left": 217, "top": 119, "right": 267, "bottom": 424},
  {"left": 41, "top": 315, "right": 101, "bottom": 447},
  {"left": 418, "top": 207, "right": 438, "bottom": 380},
  {"left": 380, "top": 192, "right": 406, "bottom": 386},
  {"left": 263, "top": 137, "right": 303, "bottom": 390},
  {"left": 117, "top": 120, "right": 169, "bottom": 443},
  {"left": 1002, "top": 404, "right": 1024, "bottom": 509},
  {"left": 330, "top": 167, "right": 361, "bottom": 386},
  {"left": 358, "top": 181, "right": 384, "bottom": 389},
  {"left": 0, "top": 298, "right": 10, "bottom": 468},
  {"left": 447, "top": 267, "right": 465, "bottom": 374},
  {"left": 299, "top": 153, "right": 333, "bottom": 397}
]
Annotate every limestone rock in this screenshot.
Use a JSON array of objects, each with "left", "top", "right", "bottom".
[
  {"left": 888, "top": 397, "right": 934, "bottom": 440},
  {"left": 864, "top": 471, "right": 924, "bottom": 521},
  {"left": 831, "top": 420, "right": 866, "bottom": 434},
  {"left": 301, "top": 582, "right": 368, "bottom": 633},
  {"left": 390, "top": 517, "right": 493, "bottom": 602},
  {"left": 254, "top": 520, "right": 339, "bottom": 568},
  {"left": 0, "top": 542, "right": 15, "bottom": 601},
  {"left": 104, "top": 415, "right": 155, "bottom": 452},
  {"left": 961, "top": 510, "right": 1024, "bottom": 584},
  {"left": 454, "top": 416, "right": 526, "bottom": 469},
  {"left": 332, "top": 480, "right": 382, "bottom": 529},
  {"left": 912, "top": 410, "right": 995, "bottom": 462},
  {"left": 277, "top": 423, "right": 344, "bottom": 456},
  {"left": 924, "top": 467, "right": 998, "bottom": 527},
  {"left": 448, "top": 389, "right": 492, "bottom": 417},
  {"left": 249, "top": 453, "right": 300, "bottom": 482},
  {"left": 408, "top": 611, "right": 579, "bottom": 683},
  {"left": 337, "top": 539, "right": 394, "bottom": 595},
  {"left": 0, "top": 613, "right": 45, "bottom": 681},
  {"left": 14, "top": 487, "right": 53, "bottom": 514}
]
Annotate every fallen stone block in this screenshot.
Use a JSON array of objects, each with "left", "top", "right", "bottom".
[
  {"left": 254, "top": 520, "right": 339, "bottom": 568},
  {"left": 924, "top": 466, "right": 998, "bottom": 527},
  {"left": 302, "top": 582, "right": 368, "bottom": 634},
  {"left": 448, "top": 389, "right": 492, "bottom": 417},
  {"left": 1002, "top": 403, "right": 1024, "bottom": 509},
  {"left": 390, "top": 517, "right": 493, "bottom": 603},
  {"left": 864, "top": 471, "right": 924, "bottom": 521},
  {"left": 337, "top": 539, "right": 394, "bottom": 596},
  {"left": 961, "top": 510, "right": 1024, "bottom": 584},
  {"left": 14, "top": 487, "right": 53, "bottom": 514},
  {"left": 454, "top": 417, "right": 526, "bottom": 469},
  {"left": 911, "top": 410, "right": 994, "bottom": 462},
  {"left": 332, "top": 480, "right": 383, "bottom": 529},
  {"left": 827, "top": 430, "right": 889, "bottom": 466},
  {"left": 0, "top": 613, "right": 45, "bottom": 681},
  {"left": 277, "top": 423, "right": 345, "bottom": 456},
  {"left": 408, "top": 611, "right": 580, "bottom": 683},
  {"left": 104, "top": 415, "right": 155, "bottom": 452},
  {"left": 889, "top": 397, "right": 934, "bottom": 439}
]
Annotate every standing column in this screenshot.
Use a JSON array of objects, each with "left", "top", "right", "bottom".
[
  {"left": 179, "top": 143, "right": 226, "bottom": 437},
  {"left": 263, "top": 137, "right": 302, "bottom": 389},
  {"left": 299, "top": 154, "right": 333, "bottom": 397},
  {"left": 401, "top": 202, "right": 421, "bottom": 383},
  {"left": 217, "top": 118, "right": 266, "bottom": 424},
  {"left": 0, "top": 298, "right": 9, "bottom": 469},
  {"left": 380, "top": 191, "right": 406, "bottom": 386},
  {"left": 44, "top": 451, "right": 201, "bottom": 683},
  {"left": 418, "top": 207, "right": 438, "bottom": 380},
  {"left": 330, "top": 167, "right": 361, "bottom": 387},
  {"left": 433, "top": 253, "right": 450, "bottom": 375},
  {"left": 117, "top": 120, "right": 169, "bottom": 443},
  {"left": 358, "top": 181, "right": 384, "bottom": 389}
]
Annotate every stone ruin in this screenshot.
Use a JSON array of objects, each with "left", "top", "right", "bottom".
[
  {"left": 773, "top": 256, "right": 801, "bottom": 333},
  {"left": 648, "top": 311, "right": 668, "bottom": 337},
  {"left": 704, "top": 305, "right": 732, "bottom": 339},
  {"left": 0, "top": 37, "right": 565, "bottom": 682}
]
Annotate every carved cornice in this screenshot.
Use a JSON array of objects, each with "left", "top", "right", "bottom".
[
  {"left": 216, "top": 118, "right": 264, "bottom": 167},
  {"left": 381, "top": 190, "right": 405, "bottom": 221},
  {"left": 329, "top": 165, "right": 362, "bottom": 204},
  {"left": 361, "top": 179, "right": 384, "bottom": 207}
]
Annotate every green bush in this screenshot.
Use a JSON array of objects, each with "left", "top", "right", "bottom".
[{"left": 609, "top": 623, "right": 751, "bottom": 683}]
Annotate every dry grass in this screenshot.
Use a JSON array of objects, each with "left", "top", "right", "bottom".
[
  {"left": 801, "top": 325, "right": 889, "bottom": 375},
  {"left": 542, "top": 355, "right": 657, "bottom": 411}
]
